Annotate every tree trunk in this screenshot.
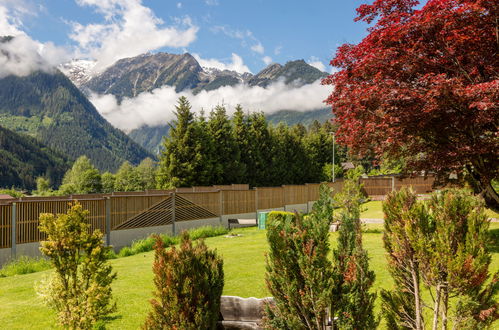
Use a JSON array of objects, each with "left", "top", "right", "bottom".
[
  {"left": 411, "top": 261, "right": 423, "bottom": 330},
  {"left": 441, "top": 284, "right": 448, "bottom": 330},
  {"left": 432, "top": 285, "right": 441, "bottom": 330},
  {"left": 466, "top": 165, "right": 499, "bottom": 211}
]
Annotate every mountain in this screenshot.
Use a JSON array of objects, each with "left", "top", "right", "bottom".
[
  {"left": 64, "top": 52, "right": 330, "bottom": 154},
  {"left": 0, "top": 124, "right": 68, "bottom": 190},
  {"left": 0, "top": 70, "right": 152, "bottom": 172},
  {"left": 78, "top": 53, "right": 327, "bottom": 98}
]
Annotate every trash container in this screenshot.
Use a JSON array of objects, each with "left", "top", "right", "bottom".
[{"left": 258, "top": 211, "right": 269, "bottom": 229}]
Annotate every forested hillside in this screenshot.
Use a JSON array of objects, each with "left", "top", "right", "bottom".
[
  {"left": 0, "top": 125, "right": 68, "bottom": 190},
  {"left": 0, "top": 70, "right": 152, "bottom": 171}
]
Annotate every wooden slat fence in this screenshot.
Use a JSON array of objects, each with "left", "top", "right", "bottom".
[
  {"left": 0, "top": 204, "right": 11, "bottom": 248},
  {"left": 0, "top": 176, "right": 436, "bottom": 251},
  {"left": 223, "top": 190, "right": 255, "bottom": 215},
  {"left": 177, "top": 192, "right": 221, "bottom": 217},
  {"left": 256, "top": 187, "right": 284, "bottom": 210}
]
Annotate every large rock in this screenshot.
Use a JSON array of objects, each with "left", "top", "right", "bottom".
[{"left": 218, "top": 296, "right": 274, "bottom": 330}]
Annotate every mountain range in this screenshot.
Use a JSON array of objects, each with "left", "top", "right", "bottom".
[{"left": 64, "top": 52, "right": 331, "bottom": 153}]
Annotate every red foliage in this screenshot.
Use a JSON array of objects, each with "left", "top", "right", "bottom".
[{"left": 324, "top": 0, "right": 499, "bottom": 205}]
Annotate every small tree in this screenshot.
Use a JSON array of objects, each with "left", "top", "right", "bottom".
[
  {"left": 144, "top": 232, "right": 224, "bottom": 329},
  {"left": 311, "top": 183, "right": 335, "bottom": 225},
  {"left": 264, "top": 211, "right": 333, "bottom": 329},
  {"left": 331, "top": 178, "right": 377, "bottom": 329},
  {"left": 38, "top": 203, "right": 116, "bottom": 329},
  {"left": 381, "top": 187, "right": 426, "bottom": 330}
]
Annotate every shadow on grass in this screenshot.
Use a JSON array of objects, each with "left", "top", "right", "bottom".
[{"left": 488, "top": 228, "right": 499, "bottom": 253}]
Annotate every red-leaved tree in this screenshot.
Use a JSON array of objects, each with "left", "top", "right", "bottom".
[{"left": 323, "top": 0, "right": 499, "bottom": 209}]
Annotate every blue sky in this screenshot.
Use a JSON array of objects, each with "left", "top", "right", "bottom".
[{"left": 2, "top": 0, "right": 371, "bottom": 74}]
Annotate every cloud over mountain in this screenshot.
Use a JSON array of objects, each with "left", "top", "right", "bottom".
[{"left": 89, "top": 79, "right": 330, "bottom": 131}]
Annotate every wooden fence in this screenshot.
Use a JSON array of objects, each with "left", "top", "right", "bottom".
[{"left": 0, "top": 176, "right": 435, "bottom": 249}]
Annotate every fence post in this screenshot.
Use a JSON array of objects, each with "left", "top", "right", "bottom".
[
  {"left": 219, "top": 190, "right": 223, "bottom": 227},
  {"left": 11, "top": 202, "right": 16, "bottom": 260},
  {"left": 391, "top": 177, "right": 395, "bottom": 192},
  {"left": 105, "top": 197, "right": 111, "bottom": 246},
  {"left": 172, "top": 192, "right": 176, "bottom": 236}
]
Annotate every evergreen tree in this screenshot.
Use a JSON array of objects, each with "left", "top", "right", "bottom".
[
  {"left": 156, "top": 97, "right": 201, "bottom": 188},
  {"left": 208, "top": 105, "right": 244, "bottom": 184},
  {"left": 331, "top": 179, "right": 377, "bottom": 329},
  {"left": 245, "top": 112, "right": 272, "bottom": 186},
  {"left": 231, "top": 105, "right": 248, "bottom": 183},
  {"left": 191, "top": 110, "right": 215, "bottom": 186},
  {"left": 59, "top": 156, "right": 102, "bottom": 194}
]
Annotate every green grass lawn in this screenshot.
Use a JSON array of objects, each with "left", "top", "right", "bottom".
[{"left": 1, "top": 223, "right": 498, "bottom": 329}]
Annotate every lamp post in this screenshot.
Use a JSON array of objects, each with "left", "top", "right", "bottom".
[{"left": 330, "top": 132, "right": 335, "bottom": 182}]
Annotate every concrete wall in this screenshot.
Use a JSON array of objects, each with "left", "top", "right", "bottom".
[
  {"left": 0, "top": 248, "right": 12, "bottom": 266},
  {"left": 284, "top": 203, "right": 309, "bottom": 213},
  {"left": 110, "top": 224, "right": 172, "bottom": 250},
  {"left": 174, "top": 217, "right": 222, "bottom": 233}
]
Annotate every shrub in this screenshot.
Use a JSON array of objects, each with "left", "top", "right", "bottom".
[
  {"left": 264, "top": 211, "right": 333, "bottom": 329},
  {"left": 144, "top": 232, "right": 224, "bottom": 329},
  {"left": 118, "top": 246, "right": 134, "bottom": 258},
  {"left": 0, "top": 256, "right": 51, "bottom": 277},
  {"left": 188, "top": 225, "right": 229, "bottom": 240},
  {"left": 38, "top": 203, "right": 117, "bottom": 329}
]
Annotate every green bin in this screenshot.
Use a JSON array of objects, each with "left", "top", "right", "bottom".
[{"left": 258, "top": 211, "right": 269, "bottom": 229}]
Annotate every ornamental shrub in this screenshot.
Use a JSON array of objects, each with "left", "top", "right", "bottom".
[
  {"left": 38, "top": 203, "right": 116, "bottom": 329},
  {"left": 144, "top": 231, "right": 224, "bottom": 329}
]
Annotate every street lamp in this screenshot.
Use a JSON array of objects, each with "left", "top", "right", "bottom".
[{"left": 330, "top": 132, "right": 335, "bottom": 182}]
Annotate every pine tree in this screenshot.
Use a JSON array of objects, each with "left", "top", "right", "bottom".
[
  {"left": 264, "top": 211, "right": 333, "bottom": 329},
  {"left": 331, "top": 178, "right": 377, "bottom": 329},
  {"left": 207, "top": 105, "right": 244, "bottom": 184},
  {"left": 231, "top": 104, "right": 248, "bottom": 183},
  {"left": 245, "top": 112, "right": 272, "bottom": 186},
  {"left": 156, "top": 97, "right": 200, "bottom": 188},
  {"left": 144, "top": 232, "right": 224, "bottom": 329}
]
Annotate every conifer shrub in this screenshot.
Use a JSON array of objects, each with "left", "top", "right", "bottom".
[
  {"left": 331, "top": 178, "right": 377, "bottom": 329},
  {"left": 381, "top": 188, "right": 498, "bottom": 329},
  {"left": 264, "top": 211, "right": 333, "bottom": 329},
  {"left": 144, "top": 232, "right": 224, "bottom": 329},
  {"left": 38, "top": 203, "right": 116, "bottom": 329}
]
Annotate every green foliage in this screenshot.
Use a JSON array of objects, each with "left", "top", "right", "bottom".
[
  {"left": 0, "top": 71, "right": 152, "bottom": 172},
  {"left": 311, "top": 183, "right": 335, "bottom": 225},
  {"left": 331, "top": 179, "right": 377, "bottom": 329},
  {"left": 264, "top": 211, "right": 333, "bottom": 329},
  {"left": 114, "top": 161, "right": 143, "bottom": 192},
  {"left": 381, "top": 188, "right": 498, "bottom": 329},
  {"left": 101, "top": 172, "right": 115, "bottom": 193},
  {"left": 0, "top": 256, "right": 52, "bottom": 277},
  {"left": 38, "top": 203, "right": 116, "bottom": 329},
  {"left": 59, "top": 155, "right": 102, "bottom": 194},
  {"left": 136, "top": 157, "right": 157, "bottom": 189},
  {"left": 0, "top": 124, "right": 68, "bottom": 190},
  {"left": 144, "top": 232, "right": 224, "bottom": 329},
  {"left": 0, "top": 188, "right": 23, "bottom": 198},
  {"left": 322, "top": 163, "right": 344, "bottom": 181}
]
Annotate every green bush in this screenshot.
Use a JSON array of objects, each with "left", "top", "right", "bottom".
[
  {"left": 118, "top": 246, "right": 134, "bottom": 258},
  {"left": 188, "top": 225, "right": 229, "bottom": 240},
  {"left": 0, "top": 256, "right": 51, "bottom": 277},
  {"left": 264, "top": 211, "right": 333, "bottom": 329},
  {"left": 144, "top": 232, "right": 224, "bottom": 329}
]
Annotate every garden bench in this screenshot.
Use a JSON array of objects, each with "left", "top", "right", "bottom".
[{"left": 228, "top": 218, "right": 257, "bottom": 230}]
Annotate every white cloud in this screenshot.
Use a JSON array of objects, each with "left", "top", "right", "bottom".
[
  {"left": 89, "top": 79, "right": 330, "bottom": 131},
  {"left": 205, "top": 0, "right": 219, "bottom": 6},
  {"left": 308, "top": 56, "right": 328, "bottom": 72},
  {"left": 262, "top": 56, "right": 272, "bottom": 65},
  {"left": 193, "top": 53, "right": 251, "bottom": 74},
  {"left": 176, "top": 2, "right": 182, "bottom": 9},
  {"left": 70, "top": 0, "right": 199, "bottom": 72},
  {"left": 0, "top": 3, "right": 71, "bottom": 78},
  {"left": 274, "top": 46, "right": 282, "bottom": 55},
  {"left": 251, "top": 42, "right": 264, "bottom": 54}
]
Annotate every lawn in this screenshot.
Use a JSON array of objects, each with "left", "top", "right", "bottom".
[{"left": 0, "top": 223, "right": 498, "bottom": 329}]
